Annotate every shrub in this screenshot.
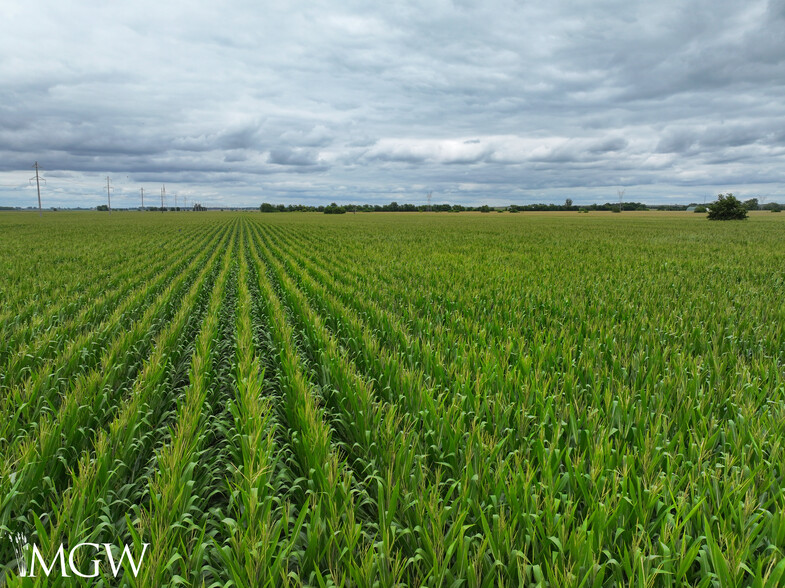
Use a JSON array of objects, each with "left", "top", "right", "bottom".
[{"left": 707, "top": 193, "right": 748, "bottom": 220}]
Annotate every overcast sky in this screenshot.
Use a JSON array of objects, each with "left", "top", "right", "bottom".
[{"left": 2, "top": 0, "right": 784, "bottom": 208}]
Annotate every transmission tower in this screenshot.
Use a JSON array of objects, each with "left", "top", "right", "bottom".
[
  {"left": 106, "top": 177, "right": 113, "bottom": 214},
  {"left": 140, "top": 187, "right": 145, "bottom": 210},
  {"left": 161, "top": 185, "right": 165, "bottom": 213},
  {"left": 30, "top": 162, "right": 46, "bottom": 216},
  {"left": 617, "top": 188, "right": 625, "bottom": 213},
  {"left": 427, "top": 191, "right": 433, "bottom": 212}
]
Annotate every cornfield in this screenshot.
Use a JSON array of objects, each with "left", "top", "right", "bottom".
[{"left": 0, "top": 211, "right": 784, "bottom": 587}]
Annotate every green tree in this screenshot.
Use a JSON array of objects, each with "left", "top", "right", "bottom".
[
  {"left": 742, "top": 198, "right": 759, "bottom": 211},
  {"left": 707, "top": 193, "right": 748, "bottom": 220},
  {"left": 324, "top": 202, "right": 346, "bottom": 214},
  {"left": 763, "top": 202, "right": 782, "bottom": 212}
]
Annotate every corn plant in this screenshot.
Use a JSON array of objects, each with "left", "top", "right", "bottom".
[{"left": 0, "top": 210, "right": 783, "bottom": 587}]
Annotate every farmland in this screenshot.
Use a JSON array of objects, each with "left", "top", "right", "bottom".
[{"left": 1, "top": 210, "right": 784, "bottom": 586}]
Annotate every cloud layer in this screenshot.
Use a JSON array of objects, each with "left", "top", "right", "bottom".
[{"left": 2, "top": 0, "right": 784, "bottom": 207}]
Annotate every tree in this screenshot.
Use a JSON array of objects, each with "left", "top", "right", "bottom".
[
  {"left": 324, "top": 202, "right": 346, "bottom": 214},
  {"left": 742, "top": 198, "right": 759, "bottom": 211},
  {"left": 260, "top": 202, "right": 278, "bottom": 212},
  {"left": 565, "top": 198, "right": 573, "bottom": 209},
  {"left": 97, "top": 204, "right": 109, "bottom": 211},
  {"left": 707, "top": 193, "right": 748, "bottom": 220}
]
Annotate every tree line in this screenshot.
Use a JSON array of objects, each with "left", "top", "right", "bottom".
[{"left": 260, "top": 199, "right": 783, "bottom": 214}]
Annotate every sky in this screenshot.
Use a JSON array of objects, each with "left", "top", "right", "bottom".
[{"left": 1, "top": 0, "right": 785, "bottom": 208}]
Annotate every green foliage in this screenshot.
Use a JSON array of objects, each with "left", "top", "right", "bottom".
[
  {"left": 694, "top": 205, "right": 707, "bottom": 213},
  {"left": 743, "top": 198, "right": 759, "bottom": 211},
  {"left": 708, "top": 193, "right": 749, "bottom": 220},
  {"left": 257, "top": 199, "right": 678, "bottom": 214},
  {"left": 323, "top": 202, "right": 347, "bottom": 214}
]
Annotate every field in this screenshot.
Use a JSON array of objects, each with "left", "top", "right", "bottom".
[{"left": 1, "top": 210, "right": 784, "bottom": 587}]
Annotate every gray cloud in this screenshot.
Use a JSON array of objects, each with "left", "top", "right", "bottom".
[
  {"left": 1, "top": 0, "right": 785, "bottom": 208},
  {"left": 268, "top": 148, "right": 322, "bottom": 167}
]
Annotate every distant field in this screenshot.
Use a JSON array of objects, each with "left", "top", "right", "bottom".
[{"left": 1, "top": 211, "right": 784, "bottom": 586}]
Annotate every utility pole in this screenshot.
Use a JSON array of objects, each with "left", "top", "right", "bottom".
[
  {"left": 161, "top": 184, "right": 165, "bottom": 213},
  {"left": 174, "top": 192, "right": 178, "bottom": 210},
  {"left": 427, "top": 191, "right": 432, "bottom": 212},
  {"left": 106, "top": 176, "right": 113, "bottom": 214},
  {"left": 183, "top": 195, "right": 187, "bottom": 210},
  {"left": 30, "top": 162, "right": 45, "bottom": 216}
]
